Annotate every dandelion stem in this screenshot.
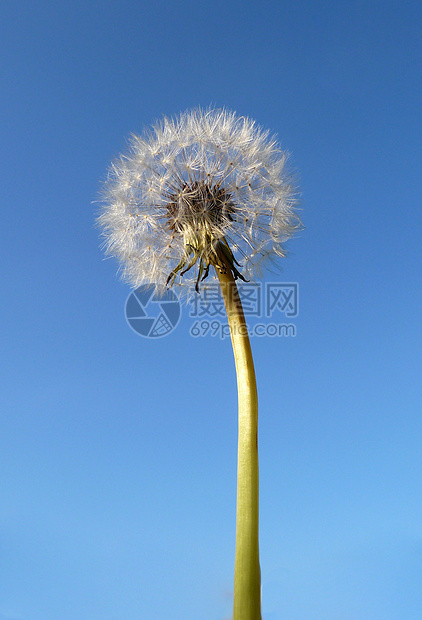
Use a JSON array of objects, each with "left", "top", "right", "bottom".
[{"left": 216, "top": 264, "right": 261, "bottom": 620}]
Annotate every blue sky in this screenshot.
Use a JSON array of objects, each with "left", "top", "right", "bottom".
[{"left": 1, "top": 1, "right": 421, "bottom": 618}]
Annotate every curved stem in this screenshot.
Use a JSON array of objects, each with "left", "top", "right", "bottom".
[{"left": 216, "top": 267, "right": 262, "bottom": 620}]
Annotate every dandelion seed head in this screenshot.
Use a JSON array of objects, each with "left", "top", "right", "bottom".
[{"left": 98, "top": 108, "right": 300, "bottom": 294}]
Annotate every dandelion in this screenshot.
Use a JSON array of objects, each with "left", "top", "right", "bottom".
[{"left": 98, "top": 108, "right": 300, "bottom": 620}]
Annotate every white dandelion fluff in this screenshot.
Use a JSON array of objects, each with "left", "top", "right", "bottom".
[{"left": 98, "top": 108, "right": 300, "bottom": 293}]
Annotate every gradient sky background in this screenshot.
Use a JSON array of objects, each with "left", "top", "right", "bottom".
[{"left": 1, "top": 1, "right": 421, "bottom": 619}]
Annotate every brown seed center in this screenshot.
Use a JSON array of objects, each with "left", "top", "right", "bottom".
[{"left": 166, "top": 181, "right": 235, "bottom": 233}]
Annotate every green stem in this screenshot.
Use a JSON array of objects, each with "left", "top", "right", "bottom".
[{"left": 216, "top": 267, "right": 262, "bottom": 620}]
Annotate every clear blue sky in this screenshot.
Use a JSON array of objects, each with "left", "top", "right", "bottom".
[{"left": 1, "top": 1, "right": 421, "bottom": 618}]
